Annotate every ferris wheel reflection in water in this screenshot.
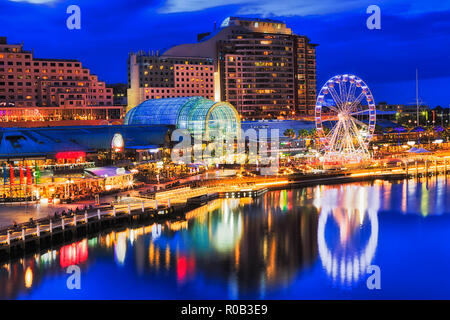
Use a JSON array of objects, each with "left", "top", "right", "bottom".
[{"left": 315, "top": 184, "right": 379, "bottom": 287}]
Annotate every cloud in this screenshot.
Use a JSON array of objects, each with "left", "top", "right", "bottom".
[
  {"left": 9, "top": 0, "right": 57, "bottom": 4},
  {"left": 236, "top": 0, "right": 373, "bottom": 17},
  {"left": 159, "top": 0, "right": 370, "bottom": 16},
  {"left": 159, "top": 0, "right": 450, "bottom": 16}
]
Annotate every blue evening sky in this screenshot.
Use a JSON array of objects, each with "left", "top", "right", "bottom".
[{"left": 1, "top": 0, "right": 449, "bottom": 107}]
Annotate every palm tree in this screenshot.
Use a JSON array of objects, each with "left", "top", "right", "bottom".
[
  {"left": 308, "top": 128, "right": 318, "bottom": 139},
  {"left": 283, "top": 129, "right": 296, "bottom": 139},
  {"left": 297, "top": 129, "right": 309, "bottom": 140}
]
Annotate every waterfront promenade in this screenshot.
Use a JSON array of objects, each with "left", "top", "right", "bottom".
[
  {"left": 0, "top": 158, "right": 449, "bottom": 258},
  {"left": 0, "top": 158, "right": 449, "bottom": 227}
]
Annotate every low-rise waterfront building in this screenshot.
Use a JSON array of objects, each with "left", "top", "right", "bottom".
[
  {"left": 0, "top": 36, "right": 123, "bottom": 126},
  {"left": 0, "top": 124, "right": 172, "bottom": 202}
]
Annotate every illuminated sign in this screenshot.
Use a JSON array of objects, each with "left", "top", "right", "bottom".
[
  {"left": 56, "top": 151, "right": 85, "bottom": 160},
  {"left": 111, "top": 133, "right": 124, "bottom": 150}
]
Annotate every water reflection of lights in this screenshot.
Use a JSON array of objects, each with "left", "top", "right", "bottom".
[
  {"left": 129, "top": 229, "right": 135, "bottom": 245},
  {"left": 211, "top": 200, "right": 243, "bottom": 253},
  {"left": 176, "top": 255, "right": 195, "bottom": 284},
  {"left": 168, "top": 220, "right": 188, "bottom": 231},
  {"left": 165, "top": 245, "right": 170, "bottom": 271},
  {"left": 60, "top": 239, "right": 88, "bottom": 268},
  {"left": 24, "top": 267, "right": 33, "bottom": 288},
  {"left": 152, "top": 224, "right": 162, "bottom": 239},
  {"left": 114, "top": 232, "right": 127, "bottom": 266},
  {"left": 185, "top": 199, "right": 221, "bottom": 221},
  {"left": 421, "top": 182, "right": 429, "bottom": 216},
  {"left": 316, "top": 185, "right": 379, "bottom": 286},
  {"left": 40, "top": 250, "right": 57, "bottom": 266},
  {"left": 279, "top": 190, "right": 288, "bottom": 211}
]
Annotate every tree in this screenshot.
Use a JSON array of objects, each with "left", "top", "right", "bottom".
[
  {"left": 283, "top": 129, "right": 296, "bottom": 139},
  {"left": 308, "top": 128, "right": 318, "bottom": 138},
  {"left": 297, "top": 129, "right": 309, "bottom": 140}
]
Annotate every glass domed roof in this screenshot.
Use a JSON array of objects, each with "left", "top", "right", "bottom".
[{"left": 124, "top": 97, "right": 240, "bottom": 140}]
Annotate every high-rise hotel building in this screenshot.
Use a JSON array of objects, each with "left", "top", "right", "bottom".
[
  {"left": 162, "top": 17, "right": 317, "bottom": 119},
  {"left": 0, "top": 37, "right": 121, "bottom": 126},
  {"left": 127, "top": 53, "right": 215, "bottom": 113}
]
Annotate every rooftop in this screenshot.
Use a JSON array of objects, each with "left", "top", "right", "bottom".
[
  {"left": 125, "top": 97, "right": 241, "bottom": 139},
  {"left": 221, "top": 16, "right": 285, "bottom": 27},
  {"left": 0, "top": 125, "right": 172, "bottom": 159},
  {"left": 34, "top": 58, "right": 79, "bottom": 62}
]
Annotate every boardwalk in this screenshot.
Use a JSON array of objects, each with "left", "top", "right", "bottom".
[
  {"left": 0, "top": 162, "right": 448, "bottom": 258},
  {"left": 0, "top": 184, "right": 263, "bottom": 250}
]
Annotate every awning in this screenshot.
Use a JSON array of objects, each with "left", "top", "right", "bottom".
[
  {"left": 126, "top": 145, "right": 160, "bottom": 151},
  {"left": 84, "top": 166, "right": 131, "bottom": 178},
  {"left": 407, "top": 147, "right": 430, "bottom": 153}
]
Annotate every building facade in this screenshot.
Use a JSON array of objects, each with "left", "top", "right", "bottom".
[
  {"left": 0, "top": 124, "right": 171, "bottom": 202},
  {"left": 0, "top": 37, "right": 122, "bottom": 125},
  {"left": 127, "top": 52, "right": 215, "bottom": 112},
  {"left": 107, "top": 83, "right": 128, "bottom": 106},
  {"left": 163, "top": 17, "right": 317, "bottom": 120}
]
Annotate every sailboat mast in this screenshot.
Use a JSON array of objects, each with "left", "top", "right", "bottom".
[{"left": 416, "top": 69, "right": 419, "bottom": 126}]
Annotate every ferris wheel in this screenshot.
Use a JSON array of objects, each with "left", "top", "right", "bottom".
[{"left": 315, "top": 74, "right": 376, "bottom": 160}]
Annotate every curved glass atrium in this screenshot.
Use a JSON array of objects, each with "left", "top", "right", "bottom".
[{"left": 124, "top": 97, "right": 241, "bottom": 140}]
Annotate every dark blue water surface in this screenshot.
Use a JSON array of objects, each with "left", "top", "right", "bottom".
[{"left": 2, "top": 177, "right": 450, "bottom": 299}]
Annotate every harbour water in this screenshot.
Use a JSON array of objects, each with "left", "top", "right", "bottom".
[{"left": 1, "top": 177, "right": 450, "bottom": 299}]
